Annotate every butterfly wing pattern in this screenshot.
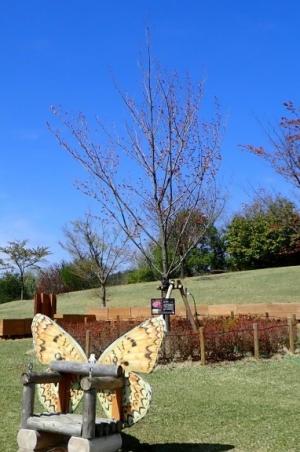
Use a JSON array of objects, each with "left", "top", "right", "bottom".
[
  {"left": 98, "top": 372, "right": 152, "bottom": 426},
  {"left": 98, "top": 316, "right": 165, "bottom": 425},
  {"left": 31, "top": 314, "right": 165, "bottom": 426},
  {"left": 31, "top": 314, "right": 87, "bottom": 412}
]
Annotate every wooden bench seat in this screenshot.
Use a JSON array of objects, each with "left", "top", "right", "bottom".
[{"left": 26, "top": 414, "right": 122, "bottom": 437}]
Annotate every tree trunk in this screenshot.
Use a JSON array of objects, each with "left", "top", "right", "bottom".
[
  {"left": 160, "top": 228, "right": 169, "bottom": 281},
  {"left": 180, "top": 255, "right": 185, "bottom": 279},
  {"left": 100, "top": 283, "right": 106, "bottom": 308},
  {"left": 20, "top": 273, "right": 24, "bottom": 301},
  {"left": 180, "top": 263, "right": 184, "bottom": 279}
]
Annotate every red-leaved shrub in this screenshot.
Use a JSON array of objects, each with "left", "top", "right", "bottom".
[{"left": 58, "top": 315, "right": 291, "bottom": 364}]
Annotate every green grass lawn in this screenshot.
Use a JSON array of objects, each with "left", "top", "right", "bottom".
[
  {"left": 1, "top": 265, "right": 300, "bottom": 319},
  {"left": 1, "top": 338, "right": 299, "bottom": 451}
]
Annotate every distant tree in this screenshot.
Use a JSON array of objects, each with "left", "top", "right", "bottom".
[
  {"left": 127, "top": 266, "right": 156, "bottom": 284},
  {"left": 37, "top": 264, "right": 68, "bottom": 294},
  {"left": 24, "top": 272, "right": 37, "bottom": 299},
  {"left": 50, "top": 47, "right": 223, "bottom": 288},
  {"left": 244, "top": 101, "right": 300, "bottom": 189},
  {"left": 132, "top": 222, "right": 225, "bottom": 279},
  {"left": 225, "top": 195, "right": 300, "bottom": 270},
  {"left": 61, "top": 215, "right": 128, "bottom": 307},
  {"left": 185, "top": 226, "right": 226, "bottom": 275},
  {"left": 0, "top": 240, "right": 50, "bottom": 300},
  {"left": 0, "top": 273, "right": 22, "bottom": 303},
  {"left": 37, "top": 261, "right": 98, "bottom": 294},
  {"left": 60, "top": 261, "right": 99, "bottom": 292}
]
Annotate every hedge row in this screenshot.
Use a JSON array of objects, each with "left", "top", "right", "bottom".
[{"left": 59, "top": 315, "right": 292, "bottom": 364}]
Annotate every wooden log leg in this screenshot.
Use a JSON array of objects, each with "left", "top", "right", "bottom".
[
  {"left": 21, "top": 383, "right": 35, "bottom": 428},
  {"left": 18, "top": 449, "right": 67, "bottom": 452},
  {"left": 68, "top": 434, "right": 122, "bottom": 452},
  {"left": 82, "top": 389, "right": 97, "bottom": 439},
  {"left": 17, "top": 428, "right": 68, "bottom": 451}
]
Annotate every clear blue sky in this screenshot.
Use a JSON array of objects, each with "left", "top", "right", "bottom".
[{"left": 0, "top": 1, "right": 299, "bottom": 263}]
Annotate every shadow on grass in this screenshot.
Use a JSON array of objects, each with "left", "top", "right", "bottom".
[{"left": 122, "top": 433, "right": 235, "bottom": 451}]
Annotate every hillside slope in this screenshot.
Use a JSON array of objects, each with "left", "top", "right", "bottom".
[{"left": 0, "top": 265, "right": 299, "bottom": 319}]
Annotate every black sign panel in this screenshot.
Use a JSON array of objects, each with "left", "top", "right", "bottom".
[
  {"left": 151, "top": 298, "right": 175, "bottom": 315},
  {"left": 162, "top": 298, "right": 176, "bottom": 314}
]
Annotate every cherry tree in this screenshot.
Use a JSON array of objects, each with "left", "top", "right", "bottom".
[{"left": 51, "top": 52, "right": 224, "bottom": 285}]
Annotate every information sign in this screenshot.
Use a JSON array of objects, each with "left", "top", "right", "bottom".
[{"left": 151, "top": 298, "right": 175, "bottom": 315}]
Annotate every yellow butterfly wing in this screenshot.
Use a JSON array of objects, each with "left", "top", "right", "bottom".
[
  {"left": 98, "top": 316, "right": 165, "bottom": 374},
  {"left": 98, "top": 372, "right": 152, "bottom": 426},
  {"left": 32, "top": 314, "right": 87, "bottom": 364},
  {"left": 97, "top": 316, "right": 165, "bottom": 426},
  {"left": 31, "top": 314, "right": 87, "bottom": 412},
  {"left": 37, "top": 382, "right": 83, "bottom": 413}
]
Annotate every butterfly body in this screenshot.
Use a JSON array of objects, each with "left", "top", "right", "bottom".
[{"left": 31, "top": 314, "right": 165, "bottom": 426}]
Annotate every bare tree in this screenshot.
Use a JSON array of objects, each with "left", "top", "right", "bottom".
[
  {"left": 61, "top": 215, "right": 128, "bottom": 307},
  {"left": 50, "top": 51, "right": 223, "bottom": 284},
  {"left": 0, "top": 240, "right": 50, "bottom": 300},
  {"left": 244, "top": 101, "right": 300, "bottom": 189}
]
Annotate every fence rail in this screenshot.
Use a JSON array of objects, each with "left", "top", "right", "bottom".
[{"left": 88, "top": 303, "right": 300, "bottom": 321}]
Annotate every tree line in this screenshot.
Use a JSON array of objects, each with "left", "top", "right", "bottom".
[{"left": 1, "top": 191, "right": 299, "bottom": 305}]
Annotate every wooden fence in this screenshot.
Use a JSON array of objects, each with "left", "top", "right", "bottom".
[
  {"left": 34, "top": 293, "right": 57, "bottom": 318},
  {"left": 196, "top": 317, "right": 297, "bottom": 364},
  {"left": 88, "top": 303, "right": 300, "bottom": 320},
  {"left": 80, "top": 316, "right": 298, "bottom": 364},
  {"left": 0, "top": 318, "right": 32, "bottom": 337}
]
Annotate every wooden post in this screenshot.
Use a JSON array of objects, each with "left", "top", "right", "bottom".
[
  {"left": 199, "top": 327, "right": 206, "bottom": 366},
  {"left": 58, "top": 374, "right": 72, "bottom": 413},
  {"left": 116, "top": 316, "right": 120, "bottom": 337},
  {"left": 178, "top": 284, "right": 198, "bottom": 333},
  {"left": 253, "top": 323, "right": 260, "bottom": 359},
  {"left": 21, "top": 383, "right": 35, "bottom": 428},
  {"left": 288, "top": 317, "right": 295, "bottom": 354},
  {"left": 85, "top": 330, "right": 91, "bottom": 358},
  {"left": 230, "top": 311, "right": 234, "bottom": 319},
  {"left": 34, "top": 293, "right": 42, "bottom": 315},
  {"left": 163, "top": 334, "right": 172, "bottom": 361},
  {"left": 50, "top": 293, "right": 57, "bottom": 317},
  {"left": 41, "top": 293, "right": 52, "bottom": 317},
  {"left": 265, "top": 312, "right": 269, "bottom": 319},
  {"left": 82, "top": 388, "right": 97, "bottom": 439}
]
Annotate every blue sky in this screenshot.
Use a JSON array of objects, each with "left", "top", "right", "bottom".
[{"left": 0, "top": 1, "right": 299, "bottom": 263}]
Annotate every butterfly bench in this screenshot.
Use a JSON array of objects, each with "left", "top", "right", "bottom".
[{"left": 18, "top": 360, "right": 125, "bottom": 452}]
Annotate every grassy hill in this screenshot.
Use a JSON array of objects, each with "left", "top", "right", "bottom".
[
  {"left": 0, "top": 265, "right": 300, "bottom": 319},
  {"left": 1, "top": 337, "right": 300, "bottom": 451}
]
